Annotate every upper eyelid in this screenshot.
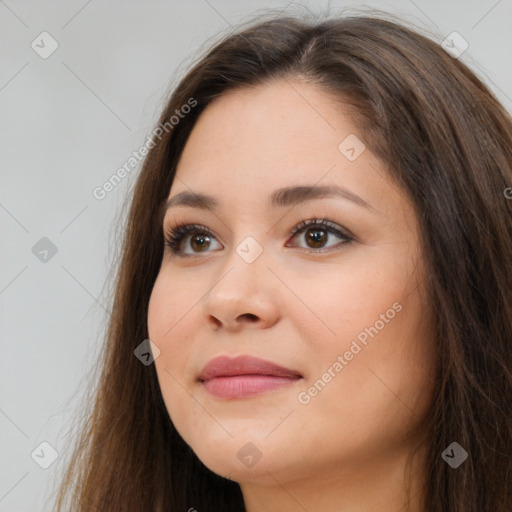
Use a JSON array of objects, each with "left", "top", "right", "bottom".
[
  {"left": 290, "top": 218, "right": 353, "bottom": 237},
  {"left": 163, "top": 219, "right": 346, "bottom": 236}
]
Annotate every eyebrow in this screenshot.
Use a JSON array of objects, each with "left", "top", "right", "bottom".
[{"left": 165, "top": 184, "right": 374, "bottom": 213}]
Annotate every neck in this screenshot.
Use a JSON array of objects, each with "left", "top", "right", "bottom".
[{"left": 240, "top": 442, "right": 428, "bottom": 512}]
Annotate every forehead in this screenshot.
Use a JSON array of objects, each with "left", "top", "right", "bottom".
[
  {"left": 175, "top": 80, "right": 363, "bottom": 182},
  {"left": 169, "top": 79, "right": 409, "bottom": 222}
]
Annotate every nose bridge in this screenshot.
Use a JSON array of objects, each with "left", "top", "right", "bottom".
[
  {"left": 211, "top": 233, "right": 267, "bottom": 298},
  {"left": 202, "top": 232, "right": 279, "bottom": 330}
]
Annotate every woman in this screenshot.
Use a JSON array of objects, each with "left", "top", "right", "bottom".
[{"left": 54, "top": 11, "right": 512, "bottom": 512}]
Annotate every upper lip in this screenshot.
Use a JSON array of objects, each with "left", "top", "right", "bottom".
[{"left": 198, "top": 355, "right": 302, "bottom": 381}]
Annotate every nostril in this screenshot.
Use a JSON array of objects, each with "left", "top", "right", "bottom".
[
  {"left": 209, "top": 316, "right": 222, "bottom": 329},
  {"left": 240, "top": 313, "right": 258, "bottom": 322}
]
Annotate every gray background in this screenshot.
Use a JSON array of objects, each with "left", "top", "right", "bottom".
[{"left": 1, "top": 0, "right": 511, "bottom": 510}]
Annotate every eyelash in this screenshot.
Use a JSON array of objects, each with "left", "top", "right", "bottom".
[{"left": 163, "top": 218, "right": 354, "bottom": 258}]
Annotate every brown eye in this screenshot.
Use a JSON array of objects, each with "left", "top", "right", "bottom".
[
  {"left": 164, "top": 224, "right": 221, "bottom": 256},
  {"left": 189, "top": 233, "right": 212, "bottom": 252},
  {"left": 287, "top": 219, "right": 353, "bottom": 253},
  {"left": 304, "top": 227, "right": 328, "bottom": 248}
]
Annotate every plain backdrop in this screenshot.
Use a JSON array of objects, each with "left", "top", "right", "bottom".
[{"left": 1, "top": 0, "right": 511, "bottom": 510}]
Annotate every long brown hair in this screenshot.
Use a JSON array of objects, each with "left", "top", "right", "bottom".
[{"left": 53, "top": 10, "right": 512, "bottom": 512}]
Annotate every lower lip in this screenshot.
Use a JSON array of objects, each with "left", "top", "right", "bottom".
[{"left": 201, "top": 375, "right": 301, "bottom": 399}]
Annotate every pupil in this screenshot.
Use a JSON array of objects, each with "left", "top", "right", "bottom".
[
  {"left": 307, "top": 228, "right": 327, "bottom": 248},
  {"left": 192, "top": 234, "right": 210, "bottom": 251}
]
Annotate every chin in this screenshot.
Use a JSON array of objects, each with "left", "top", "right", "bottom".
[
  {"left": 195, "top": 443, "right": 288, "bottom": 484},
  {"left": 180, "top": 427, "right": 291, "bottom": 480}
]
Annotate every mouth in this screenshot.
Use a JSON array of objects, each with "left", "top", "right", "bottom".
[{"left": 197, "top": 355, "right": 303, "bottom": 399}]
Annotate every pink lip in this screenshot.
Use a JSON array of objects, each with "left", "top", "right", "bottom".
[{"left": 198, "top": 355, "right": 302, "bottom": 399}]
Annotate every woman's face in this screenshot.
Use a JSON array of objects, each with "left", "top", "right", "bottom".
[{"left": 147, "top": 79, "right": 435, "bottom": 488}]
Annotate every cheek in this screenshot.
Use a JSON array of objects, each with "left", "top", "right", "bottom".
[
  {"left": 147, "top": 268, "right": 206, "bottom": 348},
  {"left": 147, "top": 273, "right": 198, "bottom": 370},
  {"left": 292, "top": 251, "right": 434, "bottom": 426},
  {"left": 148, "top": 272, "right": 185, "bottom": 331},
  {"left": 288, "top": 253, "right": 411, "bottom": 352},
  {"left": 147, "top": 272, "right": 209, "bottom": 434},
  {"left": 302, "top": 273, "right": 434, "bottom": 437}
]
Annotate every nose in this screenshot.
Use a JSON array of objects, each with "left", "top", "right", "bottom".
[{"left": 201, "top": 247, "right": 281, "bottom": 332}]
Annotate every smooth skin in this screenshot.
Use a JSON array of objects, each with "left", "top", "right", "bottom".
[{"left": 147, "top": 78, "right": 436, "bottom": 512}]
